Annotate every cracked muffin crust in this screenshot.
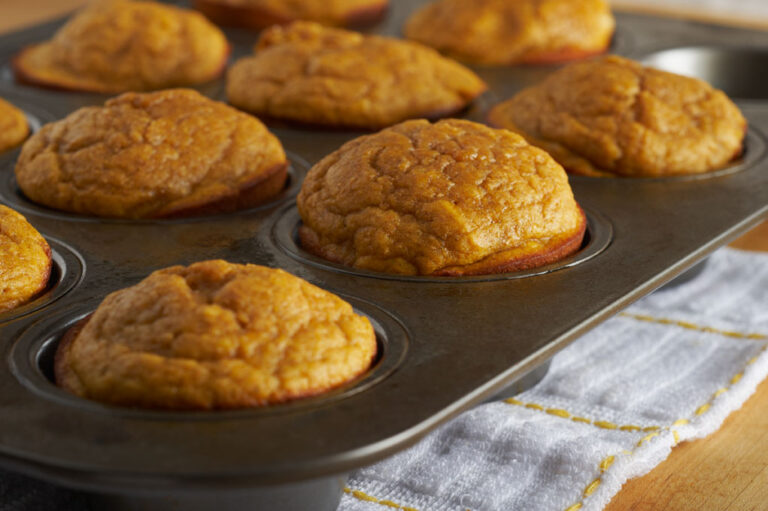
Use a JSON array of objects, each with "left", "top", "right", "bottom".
[
  {"left": 194, "top": 0, "right": 388, "bottom": 29},
  {"left": 0, "top": 98, "right": 29, "bottom": 153},
  {"left": 297, "top": 119, "right": 586, "bottom": 276},
  {"left": 13, "top": 0, "right": 229, "bottom": 93},
  {"left": 0, "top": 205, "right": 52, "bottom": 314},
  {"left": 55, "top": 260, "right": 377, "bottom": 409},
  {"left": 488, "top": 56, "right": 747, "bottom": 177},
  {"left": 404, "top": 0, "right": 614, "bottom": 66},
  {"left": 15, "top": 89, "right": 288, "bottom": 219},
  {"left": 227, "top": 21, "right": 487, "bottom": 130}
]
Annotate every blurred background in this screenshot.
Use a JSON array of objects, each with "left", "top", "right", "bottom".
[{"left": 2, "top": 0, "right": 768, "bottom": 33}]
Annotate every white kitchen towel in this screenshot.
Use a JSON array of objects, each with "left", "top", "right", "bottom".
[{"left": 339, "top": 247, "right": 768, "bottom": 511}]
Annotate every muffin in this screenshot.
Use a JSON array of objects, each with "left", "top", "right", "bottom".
[
  {"left": 0, "top": 205, "right": 52, "bottom": 314},
  {"left": 0, "top": 98, "right": 29, "bottom": 152},
  {"left": 15, "top": 89, "right": 288, "bottom": 219},
  {"left": 13, "top": 0, "right": 229, "bottom": 93},
  {"left": 488, "top": 56, "right": 747, "bottom": 177},
  {"left": 297, "top": 119, "right": 586, "bottom": 276},
  {"left": 55, "top": 260, "right": 377, "bottom": 409},
  {"left": 227, "top": 21, "right": 487, "bottom": 130},
  {"left": 404, "top": 0, "right": 614, "bottom": 66},
  {"left": 194, "top": 0, "right": 388, "bottom": 29}
]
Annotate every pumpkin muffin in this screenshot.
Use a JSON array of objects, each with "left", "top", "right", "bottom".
[
  {"left": 0, "top": 98, "right": 29, "bottom": 153},
  {"left": 194, "top": 0, "right": 388, "bottom": 29},
  {"left": 404, "top": 0, "right": 614, "bottom": 66},
  {"left": 488, "top": 55, "right": 747, "bottom": 177},
  {"left": 13, "top": 0, "right": 229, "bottom": 93},
  {"left": 297, "top": 119, "right": 586, "bottom": 276},
  {"left": 55, "top": 260, "right": 377, "bottom": 409},
  {"left": 227, "top": 21, "right": 486, "bottom": 130},
  {"left": 0, "top": 205, "right": 52, "bottom": 314},
  {"left": 15, "top": 89, "right": 288, "bottom": 219}
]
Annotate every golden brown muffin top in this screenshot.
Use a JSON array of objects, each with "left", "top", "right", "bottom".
[
  {"left": 0, "top": 205, "right": 52, "bottom": 314},
  {"left": 297, "top": 119, "right": 585, "bottom": 276},
  {"left": 488, "top": 55, "right": 747, "bottom": 177},
  {"left": 13, "top": 0, "right": 228, "bottom": 93},
  {"left": 55, "top": 260, "right": 377, "bottom": 409},
  {"left": 0, "top": 98, "right": 29, "bottom": 153},
  {"left": 197, "top": 0, "right": 388, "bottom": 26},
  {"left": 404, "top": 0, "right": 614, "bottom": 65},
  {"left": 15, "top": 89, "right": 287, "bottom": 219},
  {"left": 227, "top": 21, "right": 486, "bottom": 130}
]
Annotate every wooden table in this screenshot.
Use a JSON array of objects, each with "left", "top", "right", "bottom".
[{"left": 1, "top": 3, "right": 767, "bottom": 510}]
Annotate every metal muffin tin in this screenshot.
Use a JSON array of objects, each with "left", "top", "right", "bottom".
[{"left": 1, "top": 1, "right": 768, "bottom": 509}]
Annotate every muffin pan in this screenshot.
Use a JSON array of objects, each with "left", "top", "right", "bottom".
[{"left": 1, "top": 2, "right": 768, "bottom": 510}]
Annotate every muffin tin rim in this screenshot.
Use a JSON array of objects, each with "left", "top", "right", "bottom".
[
  {"left": 270, "top": 203, "right": 614, "bottom": 283},
  {"left": 566, "top": 127, "right": 766, "bottom": 182},
  {"left": 8, "top": 292, "right": 410, "bottom": 421},
  {"left": 0, "top": 152, "right": 311, "bottom": 224},
  {"left": 0, "top": 238, "right": 85, "bottom": 326}
]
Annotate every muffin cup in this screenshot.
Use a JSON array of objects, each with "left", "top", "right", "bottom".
[
  {"left": 14, "top": 294, "right": 408, "bottom": 417},
  {"left": 0, "top": 238, "right": 83, "bottom": 325},
  {"left": 271, "top": 204, "right": 612, "bottom": 283},
  {"left": 642, "top": 46, "right": 768, "bottom": 101},
  {"left": 0, "top": 154, "right": 310, "bottom": 223}
]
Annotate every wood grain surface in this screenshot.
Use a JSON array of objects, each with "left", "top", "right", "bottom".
[
  {"left": 605, "top": 377, "right": 768, "bottom": 511},
  {"left": 0, "top": 3, "right": 767, "bottom": 511}
]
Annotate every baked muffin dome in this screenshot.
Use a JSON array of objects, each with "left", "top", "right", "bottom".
[
  {"left": 15, "top": 89, "right": 287, "bottom": 219},
  {"left": 55, "top": 260, "right": 377, "bottom": 409},
  {"left": 0, "top": 205, "right": 52, "bottom": 314},
  {"left": 404, "top": 0, "right": 614, "bottom": 66},
  {"left": 227, "top": 21, "right": 486, "bottom": 130},
  {"left": 194, "top": 0, "right": 388, "bottom": 28},
  {"left": 0, "top": 98, "right": 29, "bottom": 152},
  {"left": 297, "top": 119, "right": 586, "bottom": 276},
  {"left": 488, "top": 56, "right": 747, "bottom": 177},
  {"left": 13, "top": 0, "right": 229, "bottom": 93}
]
